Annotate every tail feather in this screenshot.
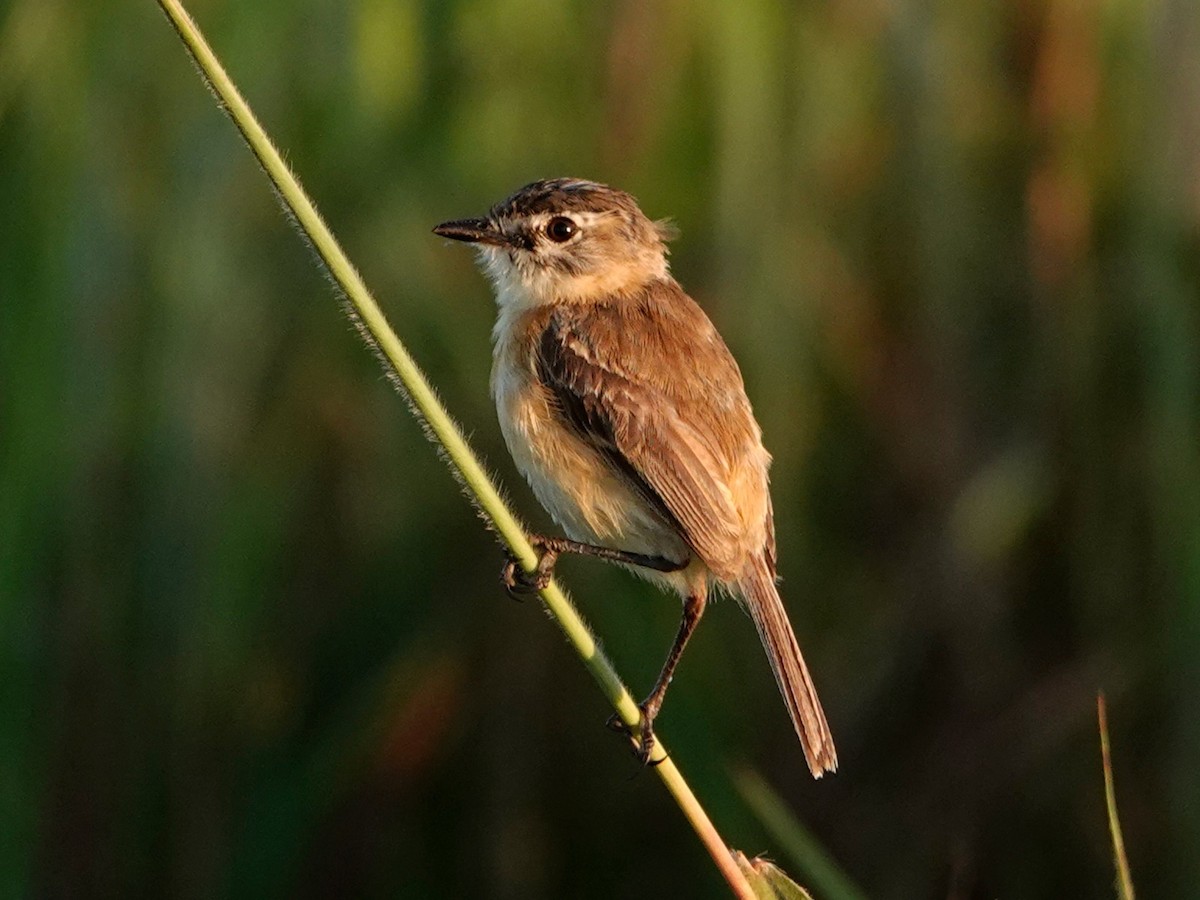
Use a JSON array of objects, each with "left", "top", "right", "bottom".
[{"left": 738, "top": 555, "right": 838, "bottom": 777}]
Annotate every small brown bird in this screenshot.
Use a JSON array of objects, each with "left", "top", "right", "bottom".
[{"left": 434, "top": 178, "right": 837, "bottom": 776}]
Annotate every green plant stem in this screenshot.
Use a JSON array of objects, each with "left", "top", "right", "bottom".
[
  {"left": 1098, "top": 694, "right": 1136, "bottom": 900},
  {"left": 155, "top": 1, "right": 754, "bottom": 896}
]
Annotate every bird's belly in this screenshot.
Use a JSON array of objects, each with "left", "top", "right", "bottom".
[{"left": 495, "top": 378, "right": 689, "bottom": 565}]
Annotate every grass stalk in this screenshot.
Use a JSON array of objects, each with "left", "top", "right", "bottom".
[
  {"left": 154, "top": 1, "right": 755, "bottom": 895},
  {"left": 1097, "top": 694, "right": 1136, "bottom": 900}
]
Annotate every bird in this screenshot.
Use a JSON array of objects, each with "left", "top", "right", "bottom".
[{"left": 433, "top": 178, "right": 837, "bottom": 777}]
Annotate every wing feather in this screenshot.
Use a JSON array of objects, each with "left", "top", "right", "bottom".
[{"left": 534, "top": 282, "right": 765, "bottom": 579}]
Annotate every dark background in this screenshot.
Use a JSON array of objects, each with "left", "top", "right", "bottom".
[{"left": 2, "top": 0, "right": 1198, "bottom": 897}]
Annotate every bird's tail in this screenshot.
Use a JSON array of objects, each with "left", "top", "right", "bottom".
[{"left": 738, "top": 554, "right": 838, "bottom": 777}]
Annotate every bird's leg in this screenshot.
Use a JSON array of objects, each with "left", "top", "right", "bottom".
[
  {"left": 608, "top": 590, "right": 707, "bottom": 763},
  {"left": 500, "top": 534, "right": 686, "bottom": 596}
]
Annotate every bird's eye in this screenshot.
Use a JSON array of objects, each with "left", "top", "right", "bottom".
[{"left": 545, "top": 216, "right": 577, "bottom": 243}]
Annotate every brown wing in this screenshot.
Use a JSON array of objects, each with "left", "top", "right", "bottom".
[{"left": 535, "top": 280, "right": 766, "bottom": 579}]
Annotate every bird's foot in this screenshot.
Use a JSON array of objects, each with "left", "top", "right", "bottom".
[
  {"left": 500, "top": 535, "right": 560, "bottom": 598},
  {"left": 606, "top": 699, "right": 665, "bottom": 766}
]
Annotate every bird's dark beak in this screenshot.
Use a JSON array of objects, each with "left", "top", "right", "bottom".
[{"left": 432, "top": 217, "right": 508, "bottom": 246}]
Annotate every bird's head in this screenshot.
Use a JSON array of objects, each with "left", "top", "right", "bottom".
[{"left": 434, "top": 178, "right": 675, "bottom": 308}]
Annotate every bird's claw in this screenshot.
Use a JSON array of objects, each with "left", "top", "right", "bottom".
[
  {"left": 606, "top": 704, "right": 664, "bottom": 766},
  {"left": 500, "top": 539, "right": 559, "bottom": 598}
]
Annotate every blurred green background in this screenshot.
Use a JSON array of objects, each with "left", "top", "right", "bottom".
[{"left": 2, "top": 0, "right": 1198, "bottom": 896}]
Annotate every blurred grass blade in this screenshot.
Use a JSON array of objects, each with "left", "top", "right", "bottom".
[
  {"left": 734, "top": 766, "right": 868, "bottom": 900},
  {"left": 154, "top": 1, "right": 756, "bottom": 896},
  {"left": 1098, "top": 694, "right": 1136, "bottom": 900}
]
